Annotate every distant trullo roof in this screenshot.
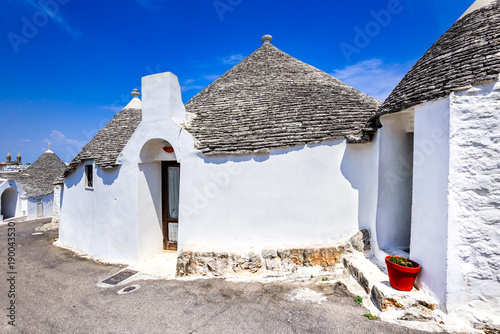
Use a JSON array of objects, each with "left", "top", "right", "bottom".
[
  {"left": 64, "top": 90, "right": 142, "bottom": 176},
  {"left": 185, "top": 40, "right": 381, "bottom": 156},
  {"left": 14, "top": 150, "right": 67, "bottom": 198},
  {"left": 377, "top": 0, "right": 500, "bottom": 116}
]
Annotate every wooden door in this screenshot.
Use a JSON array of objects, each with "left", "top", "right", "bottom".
[{"left": 162, "top": 162, "right": 180, "bottom": 250}]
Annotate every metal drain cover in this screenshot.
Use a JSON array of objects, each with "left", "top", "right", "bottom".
[
  {"left": 102, "top": 269, "right": 138, "bottom": 285},
  {"left": 117, "top": 285, "right": 141, "bottom": 295}
]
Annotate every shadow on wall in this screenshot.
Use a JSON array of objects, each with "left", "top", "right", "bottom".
[
  {"left": 1, "top": 187, "right": 19, "bottom": 219},
  {"left": 340, "top": 140, "right": 378, "bottom": 231},
  {"left": 64, "top": 163, "right": 120, "bottom": 189},
  {"left": 96, "top": 166, "right": 120, "bottom": 186},
  {"left": 199, "top": 141, "right": 356, "bottom": 165}
]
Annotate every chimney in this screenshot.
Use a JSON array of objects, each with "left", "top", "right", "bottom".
[{"left": 141, "top": 72, "right": 185, "bottom": 124}]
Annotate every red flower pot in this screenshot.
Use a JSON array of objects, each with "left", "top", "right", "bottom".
[{"left": 385, "top": 256, "right": 421, "bottom": 291}]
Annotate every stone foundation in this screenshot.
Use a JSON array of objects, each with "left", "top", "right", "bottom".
[
  {"left": 176, "top": 230, "right": 371, "bottom": 277},
  {"left": 176, "top": 244, "right": 346, "bottom": 277}
]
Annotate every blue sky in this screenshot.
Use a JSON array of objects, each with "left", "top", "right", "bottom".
[{"left": 1, "top": 0, "right": 474, "bottom": 163}]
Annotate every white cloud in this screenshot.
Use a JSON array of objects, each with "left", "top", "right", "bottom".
[
  {"left": 181, "top": 85, "right": 205, "bottom": 92},
  {"left": 101, "top": 106, "right": 124, "bottom": 112},
  {"left": 43, "top": 130, "right": 81, "bottom": 147},
  {"left": 9, "top": 0, "right": 81, "bottom": 37},
  {"left": 332, "top": 59, "right": 415, "bottom": 101},
  {"left": 203, "top": 74, "right": 221, "bottom": 81},
  {"left": 222, "top": 54, "right": 245, "bottom": 65}
]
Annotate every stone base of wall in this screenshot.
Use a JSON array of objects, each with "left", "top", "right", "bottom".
[
  {"left": 176, "top": 245, "right": 345, "bottom": 277},
  {"left": 176, "top": 230, "right": 370, "bottom": 277}
]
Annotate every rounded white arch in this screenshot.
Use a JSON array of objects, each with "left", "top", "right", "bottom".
[
  {"left": 1, "top": 187, "right": 18, "bottom": 219},
  {"left": 139, "top": 138, "right": 177, "bottom": 163}
]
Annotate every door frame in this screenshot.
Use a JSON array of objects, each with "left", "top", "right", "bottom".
[{"left": 161, "top": 161, "right": 180, "bottom": 251}]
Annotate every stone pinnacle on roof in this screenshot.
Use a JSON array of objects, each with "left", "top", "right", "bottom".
[
  {"left": 131, "top": 88, "right": 141, "bottom": 98},
  {"left": 261, "top": 35, "right": 273, "bottom": 44},
  {"left": 123, "top": 89, "right": 142, "bottom": 110},
  {"left": 460, "top": 0, "right": 496, "bottom": 19}
]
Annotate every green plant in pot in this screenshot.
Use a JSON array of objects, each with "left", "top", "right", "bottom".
[{"left": 385, "top": 255, "right": 421, "bottom": 291}]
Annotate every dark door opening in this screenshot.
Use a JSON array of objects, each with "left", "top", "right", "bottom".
[{"left": 162, "top": 162, "right": 180, "bottom": 251}]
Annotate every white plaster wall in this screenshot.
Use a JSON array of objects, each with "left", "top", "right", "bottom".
[
  {"left": 59, "top": 161, "right": 140, "bottom": 264},
  {"left": 26, "top": 194, "right": 53, "bottom": 220},
  {"left": 375, "top": 112, "right": 414, "bottom": 252},
  {"left": 176, "top": 138, "right": 379, "bottom": 251},
  {"left": 410, "top": 97, "right": 450, "bottom": 307},
  {"left": 447, "top": 81, "right": 500, "bottom": 327}
]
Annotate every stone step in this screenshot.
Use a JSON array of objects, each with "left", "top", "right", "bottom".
[{"left": 343, "top": 254, "right": 439, "bottom": 322}]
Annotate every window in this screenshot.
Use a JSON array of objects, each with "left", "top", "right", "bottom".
[{"left": 85, "top": 164, "right": 93, "bottom": 189}]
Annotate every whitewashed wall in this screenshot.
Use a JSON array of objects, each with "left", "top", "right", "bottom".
[
  {"left": 410, "top": 98, "right": 450, "bottom": 307},
  {"left": 59, "top": 161, "right": 140, "bottom": 264},
  {"left": 177, "top": 138, "right": 379, "bottom": 252},
  {"left": 446, "top": 81, "right": 500, "bottom": 328},
  {"left": 379, "top": 81, "right": 500, "bottom": 328},
  {"left": 26, "top": 194, "right": 53, "bottom": 220}
]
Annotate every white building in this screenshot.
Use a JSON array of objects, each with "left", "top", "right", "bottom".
[
  {"left": 59, "top": 38, "right": 380, "bottom": 267},
  {"left": 58, "top": 0, "right": 499, "bottom": 329},
  {"left": 0, "top": 149, "right": 66, "bottom": 222},
  {"left": 370, "top": 0, "right": 500, "bottom": 328}
]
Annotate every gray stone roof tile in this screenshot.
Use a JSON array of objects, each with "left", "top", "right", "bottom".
[
  {"left": 185, "top": 43, "right": 381, "bottom": 155},
  {"left": 64, "top": 108, "right": 142, "bottom": 176},
  {"left": 64, "top": 43, "right": 381, "bottom": 175},
  {"left": 10, "top": 151, "right": 67, "bottom": 198},
  {"left": 377, "top": 0, "right": 500, "bottom": 116}
]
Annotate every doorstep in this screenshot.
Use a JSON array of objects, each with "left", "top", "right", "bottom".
[{"left": 343, "top": 253, "right": 439, "bottom": 322}]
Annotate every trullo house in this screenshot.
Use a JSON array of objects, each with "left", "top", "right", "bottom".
[
  {"left": 370, "top": 0, "right": 499, "bottom": 328},
  {"left": 58, "top": 0, "right": 499, "bottom": 329},
  {"left": 1, "top": 149, "right": 66, "bottom": 222},
  {"left": 59, "top": 37, "right": 380, "bottom": 269}
]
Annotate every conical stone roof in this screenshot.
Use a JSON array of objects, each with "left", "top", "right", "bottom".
[
  {"left": 15, "top": 150, "right": 67, "bottom": 198},
  {"left": 185, "top": 43, "right": 381, "bottom": 156},
  {"left": 64, "top": 93, "right": 142, "bottom": 176},
  {"left": 377, "top": 0, "right": 500, "bottom": 116}
]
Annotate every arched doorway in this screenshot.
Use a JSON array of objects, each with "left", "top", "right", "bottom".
[
  {"left": 139, "top": 138, "right": 179, "bottom": 251},
  {"left": 1, "top": 188, "right": 18, "bottom": 219}
]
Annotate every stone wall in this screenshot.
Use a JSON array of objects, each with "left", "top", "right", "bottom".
[
  {"left": 447, "top": 81, "right": 500, "bottom": 328},
  {"left": 176, "top": 245, "right": 345, "bottom": 277},
  {"left": 176, "top": 230, "right": 370, "bottom": 277}
]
